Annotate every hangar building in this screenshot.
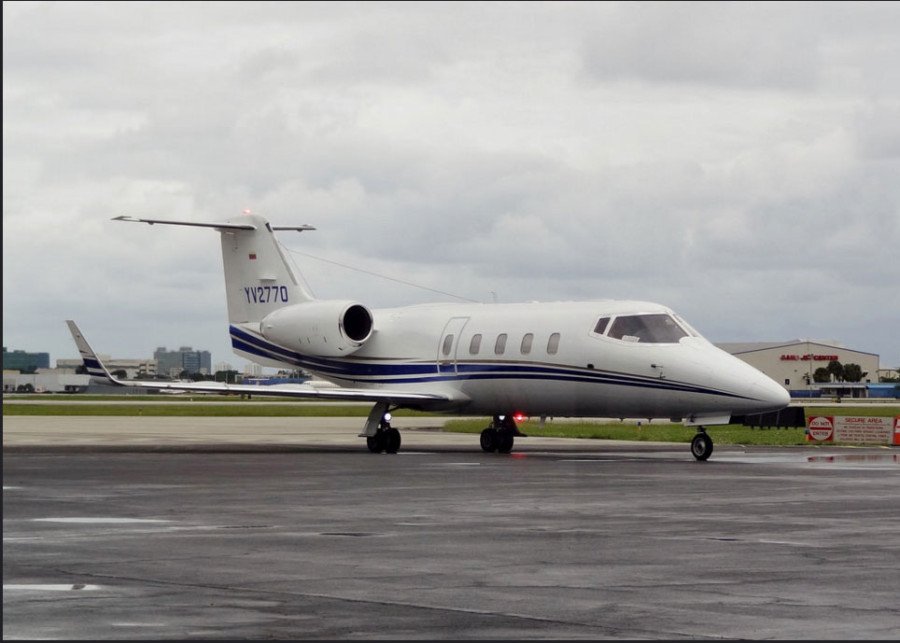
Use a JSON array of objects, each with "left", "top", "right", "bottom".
[{"left": 715, "top": 340, "right": 880, "bottom": 396}]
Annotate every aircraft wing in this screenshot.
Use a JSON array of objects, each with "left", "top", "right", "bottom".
[{"left": 65, "top": 321, "right": 450, "bottom": 405}]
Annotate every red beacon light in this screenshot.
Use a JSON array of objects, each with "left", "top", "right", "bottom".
[{"left": 512, "top": 412, "right": 528, "bottom": 423}]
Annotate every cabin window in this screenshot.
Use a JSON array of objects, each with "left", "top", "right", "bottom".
[
  {"left": 607, "top": 314, "right": 688, "bottom": 344},
  {"left": 442, "top": 334, "right": 454, "bottom": 356},
  {"left": 494, "top": 333, "right": 508, "bottom": 355},
  {"left": 469, "top": 334, "right": 482, "bottom": 355},
  {"left": 593, "top": 317, "right": 610, "bottom": 335},
  {"left": 547, "top": 332, "right": 560, "bottom": 354},
  {"left": 520, "top": 333, "right": 534, "bottom": 355}
]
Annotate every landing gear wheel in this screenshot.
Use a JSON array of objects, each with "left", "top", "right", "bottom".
[
  {"left": 367, "top": 432, "right": 386, "bottom": 453},
  {"left": 368, "top": 427, "right": 401, "bottom": 454},
  {"left": 496, "top": 430, "right": 515, "bottom": 454},
  {"left": 480, "top": 428, "right": 498, "bottom": 453},
  {"left": 691, "top": 431, "right": 713, "bottom": 461},
  {"left": 384, "top": 428, "right": 401, "bottom": 454}
]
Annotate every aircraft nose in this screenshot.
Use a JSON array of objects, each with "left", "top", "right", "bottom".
[{"left": 751, "top": 375, "right": 790, "bottom": 412}]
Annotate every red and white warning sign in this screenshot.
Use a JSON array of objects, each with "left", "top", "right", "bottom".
[
  {"left": 808, "top": 415, "right": 897, "bottom": 445},
  {"left": 807, "top": 416, "right": 835, "bottom": 442}
]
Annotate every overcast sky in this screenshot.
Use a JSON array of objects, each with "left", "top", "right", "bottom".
[{"left": 4, "top": 1, "right": 899, "bottom": 372}]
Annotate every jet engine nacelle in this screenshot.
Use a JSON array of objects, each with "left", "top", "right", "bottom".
[{"left": 260, "top": 300, "right": 374, "bottom": 357}]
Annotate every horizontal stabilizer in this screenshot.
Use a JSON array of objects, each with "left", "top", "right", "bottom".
[{"left": 113, "top": 215, "right": 316, "bottom": 233}]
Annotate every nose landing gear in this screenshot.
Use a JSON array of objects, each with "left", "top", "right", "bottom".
[{"left": 690, "top": 428, "right": 714, "bottom": 461}]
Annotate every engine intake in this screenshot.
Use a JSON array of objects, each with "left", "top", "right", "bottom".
[{"left": 260, "top": 300, "right": 374, "bottom": 357}]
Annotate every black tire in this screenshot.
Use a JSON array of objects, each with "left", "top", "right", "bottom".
[
  {"left": 367, "top": 432, "right": 386, "bottom": 453},
  {"left": 384, "top": 428, "right": 401, "bottom": 454},
  {"left": 480, "top": 428, "right": 498, "bottom": 453},
  {"left": 691, "top": 432, "right": 713, "bottom": 461},
  {"left": 496, "top": 430, "right": 515, "bottom": 454}
]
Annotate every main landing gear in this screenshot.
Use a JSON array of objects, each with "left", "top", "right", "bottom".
[
  {"left": 480, "top": 414, "right": 526, "bottom": 454},
  {"left": 361, "top": 402, "right": 401, "bottom": 454},
  {"left": 690, "top": 427, "right": 714, "bottom": 461},
  {"left": 367, "top": 414, "right": 401, "bottom": 454}
]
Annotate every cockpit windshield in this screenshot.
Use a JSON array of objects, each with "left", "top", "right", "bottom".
[{"left": 604, "top": 313, "right": 689, "bottom": 344}]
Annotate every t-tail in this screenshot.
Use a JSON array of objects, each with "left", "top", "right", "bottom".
[{"left": 114, "top": 213, "right": 375, "bottom": 369}]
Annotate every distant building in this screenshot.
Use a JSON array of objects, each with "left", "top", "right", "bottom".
[
  {"left": 716, "top": 340, "right": 880, "bottom": 397},
  {"left": 2, "top": 347, "right": 50, "bottom": 372},
  {"left": 154, "top": 346, "right": 212, "bottom": 378},
  {"left": 242, "top": 362, "right": 263, "bottom": 377},
  {"left": 57, "top": 357, "right": 157, "bottom": 379},
  {"left": 3, "top": 368, "right": 90, "bottom": 393}
]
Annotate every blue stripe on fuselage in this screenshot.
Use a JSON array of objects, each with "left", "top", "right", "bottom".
[{"left": 229, "top": 325, "right": 750, "bottom": 400}]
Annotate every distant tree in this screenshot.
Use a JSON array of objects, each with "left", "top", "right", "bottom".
[
  {"left": 112, "top": 369, "right": 127, "bottom": 379},
  {"left": 826, "top": 360, "right": 844, "bottom": 382},
  {"left": 813, "top": 367, "right": 831, "bottom": 383},
  {"left": 842, "top": 363, "right": 867, "bottom": 383}
]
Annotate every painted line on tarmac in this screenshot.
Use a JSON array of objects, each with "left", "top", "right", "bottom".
[
  {"left": 4, "top": 584, "right": 102, "bottom": 591},
  {"left": 33, "top": 517, "right": 173, "bottom": 524}
]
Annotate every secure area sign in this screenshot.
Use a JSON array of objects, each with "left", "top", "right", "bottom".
[{"left": 807, "top": 415, "right": 900, "bottom": 446}]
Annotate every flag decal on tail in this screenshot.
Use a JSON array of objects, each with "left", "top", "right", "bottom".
[{"left": 249, "top": 253, "right": 257, "bottom": 260}]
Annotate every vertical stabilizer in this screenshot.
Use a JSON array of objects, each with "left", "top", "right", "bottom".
[
  {"left": 219, "top": 213, "right": 315, "bottom": 323},
  {"left": 113, "top": 213, "right": 316, "bottom": 325}
]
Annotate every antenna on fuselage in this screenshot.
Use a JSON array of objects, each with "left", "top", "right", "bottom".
[{"left": 282, "top": 247, "right": 480, "bottom": 303}]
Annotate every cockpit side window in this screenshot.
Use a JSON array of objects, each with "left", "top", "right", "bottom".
[
  {"left": 607, "top": 314, "right": 688, "bottom": 343},
  {"left": 673, "top": 314, "right": 700, "bottom": 337},
  {"left": 593, "top": 317, "right": 610, "bottom": 335}
]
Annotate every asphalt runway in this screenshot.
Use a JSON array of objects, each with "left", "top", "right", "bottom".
[{"left": 4, "top": 417, "right": 900, "bottom": 640}]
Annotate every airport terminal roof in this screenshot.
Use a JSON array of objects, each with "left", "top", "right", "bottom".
[{"left": 715, "top": 340, "right": 877, "bottom": 357}]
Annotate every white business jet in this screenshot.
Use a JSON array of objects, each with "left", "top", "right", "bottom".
[{"left": 67, "top": 212, "right": 789, "bottom": 460}]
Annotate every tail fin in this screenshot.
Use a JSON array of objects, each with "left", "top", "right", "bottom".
[
  {"left": 218, "top": 213, "right": 316, "bottom": 323},
  {"left": 113, "top": 213, "right": 316, "bottom": 324},
  {"left": 66, "top": 320, "right": 120, "bottom": 384}
]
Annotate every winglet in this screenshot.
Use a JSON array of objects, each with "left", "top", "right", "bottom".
[{"left": 65, "top": 320, "right": 123, "bottom": 386}]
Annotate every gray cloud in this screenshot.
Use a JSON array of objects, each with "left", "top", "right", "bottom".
[{"left": 3, "top": 1, "right": 898, "bottom": 369}]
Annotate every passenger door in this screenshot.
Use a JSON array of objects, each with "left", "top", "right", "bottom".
[{"left": 437, "top": 317, "right": 470, "bottom": 376}]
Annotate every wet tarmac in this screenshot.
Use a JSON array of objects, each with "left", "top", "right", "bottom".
[{"left": 4, "top": 416, "right": 900, "bottom": 639}]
